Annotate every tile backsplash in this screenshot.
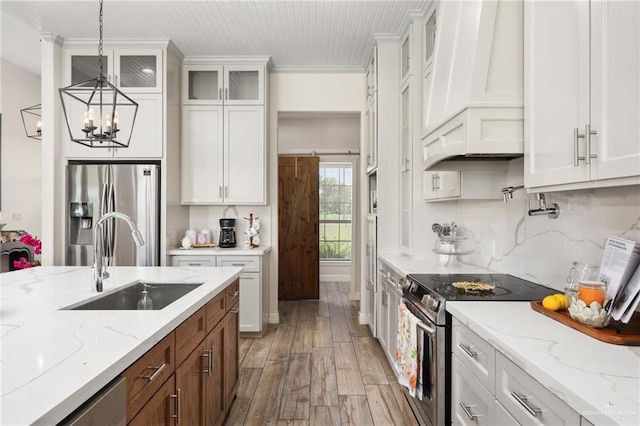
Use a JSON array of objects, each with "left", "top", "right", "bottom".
[{"left": 412, "top": 159, "right": 640, "bottom": 291}]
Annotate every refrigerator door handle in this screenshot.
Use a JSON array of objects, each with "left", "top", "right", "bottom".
[{"left": 107, "top": 182, "right": 116, "bottom": 264}]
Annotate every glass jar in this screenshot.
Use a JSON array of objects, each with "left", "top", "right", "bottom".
[
  {"left": 566, "top": 261, "right": 600, "bottom": 290},
  {"left": 578, "top": 281, "right": 606, "bottom": 306}
]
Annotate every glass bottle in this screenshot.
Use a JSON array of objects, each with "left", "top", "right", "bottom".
[{"left": 137, "top": 288, "right": 153, "bottom": 310}]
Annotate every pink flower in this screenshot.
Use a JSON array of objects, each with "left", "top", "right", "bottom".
[
  {"left": 13, "top": 257, "right": 37, "bottom": 269},
  {"left": 19, "top": 233, "right": 42, "bottom": 255}
]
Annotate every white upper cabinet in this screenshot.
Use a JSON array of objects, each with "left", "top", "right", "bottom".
[
  {"left": 181, "top": 59, "right": 268, "bottom": 205},
  {"left": 525, "top": 0, "right": 640, "bottom": 190},
  {"left": 183, "top": 64, "right": 264, "bottom": 105},
  {"left": 63, "top": 47, "right": 164, "bottom": 159},
  {"left": 421, "top": 0, "right": 524, "bottom": 170},
  {"left": 66, "top": 48, "right": 163, "bottom": 93}
]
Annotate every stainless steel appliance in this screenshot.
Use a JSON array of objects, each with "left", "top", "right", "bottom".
[
  {"left": 400, "top": 273, "right": 555, "bottom": 425},
  {"left": 60, "top": 377, "right": 126, "bottom": 426},
  {"left": 66, "top": 163, "right": 160, "bottom": 266},
  {"left": 218, "top": 218, "right": 236, "bottom": 248}
]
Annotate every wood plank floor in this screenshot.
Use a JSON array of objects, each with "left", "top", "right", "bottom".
[{"left": 224, "top": 282, "right": 418, "bottom": 426}]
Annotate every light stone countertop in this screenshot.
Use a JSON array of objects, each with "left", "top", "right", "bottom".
[
  {"left": 0, "top": 266, "right": 242, "bottom": 425},
  {"left": 447, "top": 301, "right": 640, "bottom": 426},
  {"left": 168, "top": 245, "right": 271, "bottom": 256}
]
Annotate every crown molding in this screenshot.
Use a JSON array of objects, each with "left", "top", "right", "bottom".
[
  {"left": 271, "top": 65, "right": 364, "bottom": 74},
  {"left": 39, "top": 32, "right": 64, "bottom": 47}
]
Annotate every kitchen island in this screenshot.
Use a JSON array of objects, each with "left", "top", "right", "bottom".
[
  {"left": 447, "top": 301, "right": 640, "bottom": 425},
  {"left": 0, "top": 266, "right": 242, "bottom": 425}
]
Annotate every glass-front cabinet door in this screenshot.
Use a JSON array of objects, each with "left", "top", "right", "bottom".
[
  {"left": 183, "top": 65, "right": 223, "bottom": 105},
  {"left": 223, "top": 65, "right": 264, "bottom": 105},
  {"left": 114, "top": 49, "right": 163, "bottom": 93},
  {"left": 66, "top": 49, "right": 114, "bottom": 85},
  {"left": 66, "top": 48, "right": 162, "bottom": 93}
]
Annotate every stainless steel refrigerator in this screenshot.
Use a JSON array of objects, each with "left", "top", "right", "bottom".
[{"left": 66, "top": 163, "right": 160, "bottom": 267}]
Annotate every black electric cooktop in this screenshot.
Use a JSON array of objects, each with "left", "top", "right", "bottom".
[{"left": 406, "top": 273, "right": 556, "bottom": 302}]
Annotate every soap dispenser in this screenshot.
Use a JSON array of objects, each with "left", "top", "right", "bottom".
[{"left": 137, "top": 285, "right": 154, "bottom": 310}]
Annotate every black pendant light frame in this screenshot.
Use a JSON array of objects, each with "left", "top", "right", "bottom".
[
  {"left": 20, "top": 104, "right": 42, "bottom": 140},
  {"left": 59, "top": 0, "right": 138, "bottom": 148}
]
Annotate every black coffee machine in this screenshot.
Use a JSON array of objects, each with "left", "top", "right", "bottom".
[{"left": 218, "top": 218, "right": 236, "bottom": 248}]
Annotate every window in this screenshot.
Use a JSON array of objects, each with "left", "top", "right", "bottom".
[{"left": 319, "top": 163, "right": 352, "bottom": 260}]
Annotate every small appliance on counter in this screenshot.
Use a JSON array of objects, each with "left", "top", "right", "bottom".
[
  {"left": 432, "top": 222, "right": 473, "bottom": 266},
  {"left": 218, "top": 218, "right": 237, "bottom": 248}
]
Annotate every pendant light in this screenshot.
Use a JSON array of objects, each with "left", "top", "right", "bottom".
[
  {"left": 20, "top": 104, "right": 42, "bottom": 140},
  {"left": 59, "top": 0, "right": 138, "bottom": 148}
]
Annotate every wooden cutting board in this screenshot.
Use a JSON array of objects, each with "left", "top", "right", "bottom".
[{"left": 531, "top": 301, "right": 640, "bottom": 345}]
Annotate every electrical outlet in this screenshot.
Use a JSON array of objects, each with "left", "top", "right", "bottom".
[{"left": 13, "top": 213, "right": 22, "bottom": 221}]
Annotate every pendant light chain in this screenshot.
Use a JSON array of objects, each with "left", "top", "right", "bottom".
[{"left": 98, "top": 0, "right": 104, "bottom": 79}]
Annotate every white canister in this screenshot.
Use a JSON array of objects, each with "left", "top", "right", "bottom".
[
  {"left": 186, "top": 229, "right": 197, "bottom": 245},
  {"left": 181, "top": 236, "right": 192, "bottom": 249}
]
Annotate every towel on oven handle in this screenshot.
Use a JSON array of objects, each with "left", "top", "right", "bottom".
[{"left": 396, "top": 302, "right": 423, "bottom": 400}]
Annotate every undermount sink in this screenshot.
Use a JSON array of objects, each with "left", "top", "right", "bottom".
[{"left": 63, "top": 281, "right": 203, "bottom": 311}]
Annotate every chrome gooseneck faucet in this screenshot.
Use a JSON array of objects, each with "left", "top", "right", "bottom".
[{"left": 93, "top": 212, "right": 145, "bottom": 292}]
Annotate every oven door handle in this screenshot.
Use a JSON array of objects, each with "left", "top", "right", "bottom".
[{"left": 416, "top": 318, "right": 437, "bottom": 337}]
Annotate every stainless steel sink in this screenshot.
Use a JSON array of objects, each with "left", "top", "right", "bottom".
[{"left": 63, "top": 281, "right": 203, "bottom": 311}]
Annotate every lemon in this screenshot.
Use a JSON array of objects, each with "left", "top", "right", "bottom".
[
  {"left": 553, "top": 294, "right": 567, "bottom": 310},
  {"left": 542, "top": 295, "right": 561, "bottom": 311}
]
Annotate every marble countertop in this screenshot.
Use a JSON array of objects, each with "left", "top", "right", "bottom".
[
  {"left": 0, "top": 266, "right": 242, "bottom": 425},
  {"left": 377, "top": 251, "right": 493, "bottom": 276},
  {"left": 168, "top": 245, "right": 271, "bottom": 256},
  {"left": 447, "top": 301, "right": 640, "bottom": 426}
]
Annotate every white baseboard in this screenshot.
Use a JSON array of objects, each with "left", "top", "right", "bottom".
[
  {"left": 267, "top": 312, "right": 280, "bottom": 324},
  {"left": 358, "top": 311, "right": 371, "bottom": 325}
]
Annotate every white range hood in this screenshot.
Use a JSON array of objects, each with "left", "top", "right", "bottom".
[{"left": 422, "top": 0, "right": 524, "bottom": 171}]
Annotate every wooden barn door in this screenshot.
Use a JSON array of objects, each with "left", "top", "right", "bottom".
[{"left": 278, "top": 156, "right": 319, "bottom": 300}]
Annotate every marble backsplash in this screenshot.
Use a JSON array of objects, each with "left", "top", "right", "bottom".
[{"left": 412, "top": 159, "right": 640, "bottom": 292}]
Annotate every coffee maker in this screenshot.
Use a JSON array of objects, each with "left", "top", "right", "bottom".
[{"left": 218, "top": 218, "right": 237, "bottom": 248}]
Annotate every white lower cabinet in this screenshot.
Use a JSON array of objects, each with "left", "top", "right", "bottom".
[
  {"left": 496, "top": 352, "right": 580, "bottom": 426},
  {"left": 452, "top": 318, "right": 580, "bottom": 426},
  {"left": 495, "top": 400, "right": 519, "bottom": 425},
  {"left": 170, "top": 253, "right": 266, "bottom": 333},
  {"left": 377, "top": 259, "right": 401, "bottom": 375},
  {"left": 452, "top": 356, "right": 495, "bottom": 426}
]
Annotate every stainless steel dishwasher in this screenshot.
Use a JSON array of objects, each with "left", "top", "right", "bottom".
[{"left": 60, "top": 377, "right": 126, "bottom": 426}]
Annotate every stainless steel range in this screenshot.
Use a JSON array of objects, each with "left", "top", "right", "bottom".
[{"left": 400, "top": 273, "right": 555, "bottom": 426}]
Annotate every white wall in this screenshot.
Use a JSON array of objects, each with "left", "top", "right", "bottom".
[
  {"left": 0, "top": 59, "right": 42, "bottom": 240},
  {"left": 278, "top": 113, "right": 360, "bottom": 153}
]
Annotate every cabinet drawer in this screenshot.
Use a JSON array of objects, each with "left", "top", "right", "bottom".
[
  {"left": 206, "top": 290, "right": 226, "bottom": 332},
  {"left": 225, "top": 279, "right": 240, "bottom": 312},
  {"left": 452, "top": 318, "right": 495, "bottom": 393},
  {"left": 496, "top": 352, "right": 580, "bottom": 425},
  {"left": 451, "top": 355, "right": 495, "bottom": 426},
  {"left": 122, "top": 332, "right": 175, "bottom": 422},
  {"left": 128, "top": 374, "right": 176, "bottom": 426},
  {"left": 172, "top": 256, "right": 216, "bottom": 267},
  {"left": 217, "top": 255, "right": 259, "bottom": 272},
  {"left": 495, "top": 400, "right": 519, "bottom": 425},
  {"left": 175, "top": 306, "right": 207, "bottom": 366}
]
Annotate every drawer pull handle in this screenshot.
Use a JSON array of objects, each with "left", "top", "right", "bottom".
[
  {"left": 202, "top": 350, "right": 211, "bottom": 376},
  {"left": 187, "top": 263, "right": 201, "bottom": 266},
  {"left": 459, "top": 402, "right": 478, "bottom": 421},
  {"left": 170, "top": 388, "right": 181, "bottom": 423},
  {"left": 231, "top": 307, "right": 240, "bottom": 314},
  {"left": 230, "top": 290, "right": 239, "bottom": 298},
  {"left": 210, "top": 345, "right": 215, "bottom": 371},
  {"left": 510, "top": 391, "right": 541, "bottom": 417},
  {"left": 458, "top": 343, "right": 477, "bottom": 359},
  {"left": 231, "top": 263, "right": 245, "bottom": 267},
  {"left": 141, "top": 363, "right": 166, "bottom": 382}
]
